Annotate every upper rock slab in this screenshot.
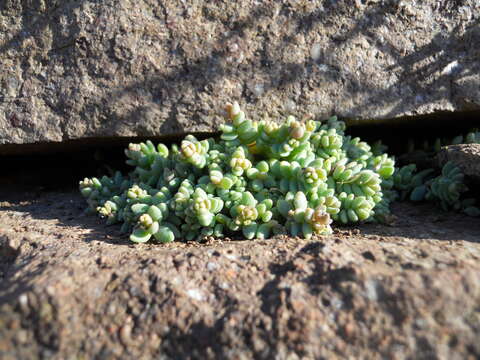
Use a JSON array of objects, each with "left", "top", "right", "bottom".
[{"left": 1, "top": 0, "right": 479, "bottom": 145}]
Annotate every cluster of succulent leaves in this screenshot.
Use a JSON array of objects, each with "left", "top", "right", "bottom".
[
  {"left": 79, "top": 102, "right": 477, "bottom": 243},
  {"left": 392, "top": 161, "right": 480, "bottom": 217},
  {"left": 395, "top": 128, "right": 480, "bottom": 216}
]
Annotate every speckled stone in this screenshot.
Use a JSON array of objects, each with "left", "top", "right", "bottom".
[
  {"left": 438, "top": 143, "right": 480, "bottom": 183},
  {"left": 1, "top": 0, "right": 479, "bottom": 146},
  {"left": 1, "top": 188, "right": 480, "bottom": 359}
]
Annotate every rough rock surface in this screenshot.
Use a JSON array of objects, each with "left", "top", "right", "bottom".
[
  {"left": 438, "top": 143, "right": 480, "bottom": 183},
  {"left": 1, "top": 0, "right": 480, "bottom": 146},
  {"left": 1, "top": 187, "right": 480, "bottom": 359}
]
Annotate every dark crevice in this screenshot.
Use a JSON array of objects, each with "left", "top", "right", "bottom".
[
  {"left": 346, "top": 109, "right": 480, "bottom": 154},
  {"left": 0, "top": 132, "right": 219, "bottom": 189},
  {"left": 1, "top": 110, "right": 480, "bottom": 189},
  {"left": 0, "top": 131, "right": 220, "bottom": 156}
]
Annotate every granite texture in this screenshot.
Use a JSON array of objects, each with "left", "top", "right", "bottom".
[
  {"left": 1, "top": 0, "right": 479, "bottom": 146},
  {"left": 438, "top": 143, "right": 480, "bottom": 183}
]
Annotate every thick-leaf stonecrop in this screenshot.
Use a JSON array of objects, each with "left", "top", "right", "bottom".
[
  {"left": 395, "top": 128, "right": 480, "bottom": 215},
  {"left": 80, "top": 102, "right": 472, "bottom": 243},
  {"left": 388, "top": 160, "right": 480, "bottom": 217}
]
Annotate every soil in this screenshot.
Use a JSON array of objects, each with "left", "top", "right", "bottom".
[{"left": 1, "top": 185, "right": 480, "bottom": 359}]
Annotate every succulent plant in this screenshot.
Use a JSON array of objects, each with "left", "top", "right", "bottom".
[
  {"left": 390, "top": 160, "right": 479, "bottom": 217},
  {"left": 425, "top": 161, "right": 468, "bottom": 211},
  {"left": 80, "top": 101, "right": 475, "bottom": 243}
]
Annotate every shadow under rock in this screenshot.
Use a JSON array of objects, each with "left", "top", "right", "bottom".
[
  {"left": 160, "top": 306, "right": 238, "bottom": 359},
  {"left": 254, "top": 239, "right": 358, "bottom": 357},
  {"left": 359, "top": 202, "right": 480, "bottom": 242},
  {"left": 0, "top": 253, "right": 62, "bottom": 352},
  {"left": 0, "top": 256, "right": 47, "bottom": 304},
  {"left": 0, "top": 185, "right": 131, "bottom": 246}
]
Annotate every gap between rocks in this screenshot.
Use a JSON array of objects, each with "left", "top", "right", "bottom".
[{"left": 1, "top": 110, "right": 479, "bottom": 189}]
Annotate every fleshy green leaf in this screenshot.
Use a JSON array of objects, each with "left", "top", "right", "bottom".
[
  {"left": 153, "top": 226, "right": 175, "bottom": 243},
  {"left": 148, "top": 205, "right": 163, "bottom": 221},
  {"left": 131, "top": 203, "right": 149, "bottom": 215},
  {"left": 130, "top": 228, "right": 152, "bottom": 243}
]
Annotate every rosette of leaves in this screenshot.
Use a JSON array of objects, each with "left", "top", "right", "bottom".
[
  {"left": 368, "top": 153, "right": 396, "bottom": 217},
  {"left": 219, "top": 102, "right": 259, "bottom": 150},
  {"left": 392, "top": 164, "right": 435, "bottom": 201},
  {"left": 329, "top": 159, "right": 364, "bottom": 189},
  {"left": 392, "top": 164, "right": 415, "bottom": 194},
  {"left": 269, "top": 158, "right": 331, "bottom": 194},
  {"left": 277, "top": 192, "right": 333, "bottom": 239},
  {"left": 226, "top": 191, "right": 276, "bottom": 239},
  {"left": 96, "top": 196, "right": 125, "bottom": 226},
  {"left": 119, "top": 185, "right": 176, "bottom": 243},
  {"left": 332, "top": 192, "right": 376, "bottom": 224},
  {"left": 124, "top": 140, "right": 165, "bottom": 169},
  {"left": 319, "top": 115, "right": 346, "bottom": 134},
  {"left": 425, "top": 161, "right": 468, "bottom": 211},
  {"left": 371, "top": 197, "right": 392, "bottom": 223},
  {"left": 172, "top": 187, "right": 226, "bottom": 241},
  {"left": 102, "top": 180, "right": 168, "bottom": 228},
  {"left": 125, "top": 141, "right": 177, "bottom": 188},
  {"left": 308, "top": 191, "right": 341, "bottom": 218},
  {"left": 229, "top": 146, "right": 253, "bottom": 177},
  {"left": 190, "top": 188, "right": 224, "bottom": 227},
  {"left": 311, "top": 128, "right": 345, "bottom": 160},
  {"left": 178, "top": 135, "right": 210, "bottom": 169},
  {"left": 343, "top": 170, "right": 382, "bottom": 200},
  {"left": 330, "top": 161, "right": 386, "bottom": 217},
  {"left": 342, "top": 136, "right": 372, "bottom": 166},
  {"left": 251, "top": 117, "right": 317, "bottom": 160},
  {"left": 222, "top": 102, "right": 319, "bottom": 161},
  {"left": 245, "top": 160, "right": 277, "bottom": 192},
  {"left": 367, "top": 154, "right": 395, "bottom": 180},
  {"left": 129, "top": 203, "right": 176, "bottom": 243},
  {"left": 80, "top": 171, "right": 131, "bottom": 212}
]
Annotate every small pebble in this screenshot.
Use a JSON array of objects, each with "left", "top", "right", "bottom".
[
  {"left": 206, "top": 262, "right": 219, "bottom": 271},
  {"left": 186, "top": 288, "right": 205, "bottom": 301}
]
